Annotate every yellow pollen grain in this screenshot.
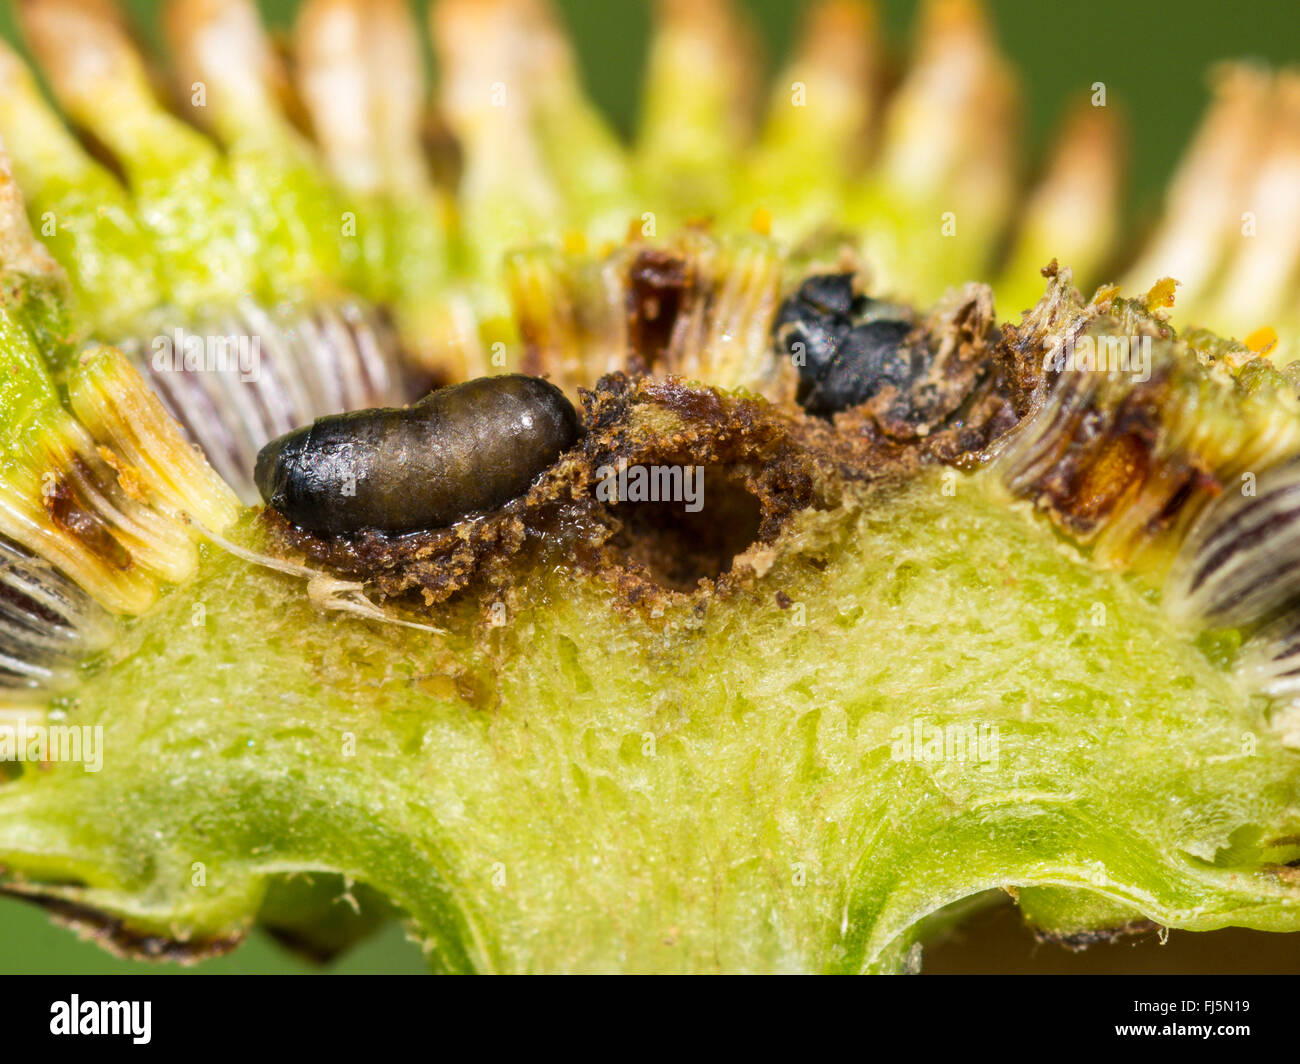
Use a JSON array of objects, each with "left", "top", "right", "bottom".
[
  {"left": 1091, "top": 284, "right": 1121, "bottom": 309},
  {"left": 1245, "top": 325, "right": 1278, "bottom": 354},
  {"left": 1145, "top": 277, "right": 1178, "bottom": 313}
]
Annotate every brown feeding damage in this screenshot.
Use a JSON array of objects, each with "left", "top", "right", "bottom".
[
  {"left": 771, "top": 270, "right": 1037, "bottom": 467},
  {"left": 255, "top": 268, "right": 1059, "bottom": 614},
  {"left": 987, "top": 266, "right": 1274, "bottom": 576},
  {"left": 626, "top": 248, "right": 690, "bottom": 372},
  {"left": 1028, "top": 371, "right": 1210, "bottom": 542},
  {"left": 260, "top": 262, "right": 1285, "bottom": 613},
  {"left": 43, "top": 465, "right": 132, "bottom": 571},
  {"left": 263, "top": 373, "right": 906, "bottom": 612},
  {"left": 841, "top": 282, "right": 1026, "bottom": 467}
]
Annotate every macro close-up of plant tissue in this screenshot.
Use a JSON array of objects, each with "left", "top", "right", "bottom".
[{"left": 0, "top": 0, "right": 1299, "bottom": 991}]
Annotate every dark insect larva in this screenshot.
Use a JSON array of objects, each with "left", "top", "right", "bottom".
[
  {"left": 254, "top": 374, "right": 582, "bottom": 536},
  {"left": 773, "top": 273, "right": 918, "bottom": 417}
]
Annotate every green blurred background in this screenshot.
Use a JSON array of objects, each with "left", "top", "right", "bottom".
[{"left": 1, "top": 0, "right": 1298, "bottom": 974}]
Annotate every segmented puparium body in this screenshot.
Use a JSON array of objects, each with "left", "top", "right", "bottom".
[{"left": 255, "top": 375, "right": 581, "bottom": 536}]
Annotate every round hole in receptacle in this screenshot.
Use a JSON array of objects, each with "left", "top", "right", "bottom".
[{"left": 604, "top": 465, "right": 763, "bottom": 592}]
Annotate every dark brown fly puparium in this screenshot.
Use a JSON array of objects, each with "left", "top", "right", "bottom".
[
  {"left": 254, "top": 375, "right": 581, "bottom": 536},
  {"left": 774, "top": 273, "right": 919, "bottom": 417}
]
